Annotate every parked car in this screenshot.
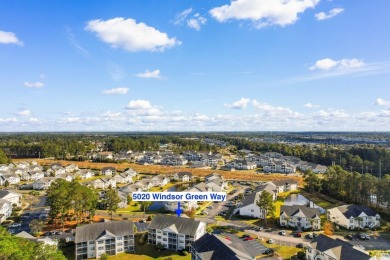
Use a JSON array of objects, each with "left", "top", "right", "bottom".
[
  {"left": 206, "top": 205, "right": 213, "bottom": 209},
  {"left": 294, "top": 232, "right": 302, "bottom": 237},
  {"left": 44, "top": 231, "right": 52, "bottom": 236},
  {"left": 307, "top": 233, "right": 314, "bottom": 239},
  {"left": 346, "top": 234, "right": 354, "bottom": 240},
  {"left": 279, "top": 230, "right": 286, "bottom": 236},
  {"left": 254, "top": 227, "right": 263, "bottom": 231},
  {"left": 267, "top": 239, "right": 274, "bottom": 244},
  {"left": 65, "top": 229, "right": 73, "bottom": 233},
  {"left": 312, "top": 233, "right": 318, "bottom": 238},
  {"left": 139, "top": 219, "right": 146, "bottom": 223},
  {"left": 263, "top": 248, "right": 274, "bottom": 255},
  {"left": 296, "top": 243, "right": 304, "bottom": 248},
  {"left": 10, "top": 223, "right": 21, "bottom": 228},
  {"left": 244, "top": 236, "right": 254, "bottom": 241},
  {"left": 55, "top": 231, "right": 62, "bottom": 235},
  {"left": 241, "top": 234, "right": 250, "bottom": 238},
  {"left": 358, "top": 233, "right": 368, "bottom": 240}
]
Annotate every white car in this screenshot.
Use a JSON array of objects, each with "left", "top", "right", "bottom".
[
  {"left": 10, "top": 223, "right": 21, "bottom": 228},
  {"left": 268, "top": 239, "right": 274, "bottom": 244},
  {"left": 279, "top": 230, "right": 286, "bottom": 236}
]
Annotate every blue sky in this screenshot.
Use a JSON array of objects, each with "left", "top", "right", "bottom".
[{"left": 1, "top": 0, "right": 390, "bottom": 131}]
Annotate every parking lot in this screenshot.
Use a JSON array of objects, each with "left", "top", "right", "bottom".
[{"left": 343, "top": 233, "right": 390, "bottom": 251}]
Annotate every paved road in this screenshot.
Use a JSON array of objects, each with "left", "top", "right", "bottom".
[{"left": 206, "top": 185, "right": 245, "bottom": 218}]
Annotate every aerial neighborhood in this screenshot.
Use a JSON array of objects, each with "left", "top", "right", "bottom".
[{"left": 0, "top": 139, "right": 388, "bottom": 260}]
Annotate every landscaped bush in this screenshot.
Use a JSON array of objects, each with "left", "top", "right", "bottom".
[{"left": 180, "top": 250, "right": 188, "bottom": 256}]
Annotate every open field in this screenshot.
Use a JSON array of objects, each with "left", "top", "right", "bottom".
[{"left": 13, "top": 158, "right": 303, "bottom": 184}]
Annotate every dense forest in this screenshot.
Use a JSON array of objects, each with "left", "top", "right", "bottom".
[
  {"left": 305, "top": 165, "right": 390, "bottom": 217},
  {"left": 0, "top": 132, "right": 389, "bottom": 175}
]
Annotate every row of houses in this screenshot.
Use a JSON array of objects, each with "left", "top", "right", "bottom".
[
  {"left": 238, "top": 179, "right": 380, "bottom": 231},
  {"left": 74, "top": 213, "right": 372, "bottom": 260}
]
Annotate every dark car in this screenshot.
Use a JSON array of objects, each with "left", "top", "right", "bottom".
[
  {"left": 44, "top": 231, "right": 52, "bottom": 236},
  {"left": 296, "top": 243, "right": 304, "bottom": 248},
  {"left": 65, "top": 229, "right": 73, "bottom": 233},
  {"left": 55, "top": 231, "right": 62, "bottom": 235},
  {"left": 264, "top": 248, "right": 274, "bottom": 255},
  {"left": 346, "top": 234, "right": 354, "bottom": 240},
  {"left": 294, "top": 232, "right": 302, "bottom": 237},
  {"left": 241, "top": 234, "right": 251, "bottom": 238}
]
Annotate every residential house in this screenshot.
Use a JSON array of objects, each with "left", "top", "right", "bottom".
[
  {"left": 75, "top": 220, "right": 134, "bottom": 259},
  {"left": 113, "top": 174, "right": 126, "bottom": 184},
  {"left": 0, "top": 176, "right": 5, "bottom": 186},
  {"left": 28, "top": 165, "right": 43, "bottom": 172},
  {"left": 92, "top": 178, "right": 116, "bottom": 190},
  {"left": 0, "top": 190, "right": 22, "bottom": 207},
  {"left": 135, "top": 179, "right": 153, "bottom": 190},
  {"left": 118, "top": 173, "right": 133, "bottom": 183},
  {"left": 15, "top": 231, "right": 57, "bottom": 246},
  {"left": 239, "top": 183, "right": 277, "bottom": 219},
  {"left": 263, "top": 160, "right": 296, "bottom": 173},
  {"left": 205, "top": 173, "right": 223, "bottom": 182},
  {"left": 191, "top": 233, "right": 254, "bottom": 260},
  {"left": 101, "top": 167, "right": 116, "bottom": 176},
  {"left": 65, "top": 164, "right": 79, "bottom": 173},
  {"left": 22, "top": 170, "right": 44, "bottom": 181},
  {"left": 271, "top": 179, "right": 298, "bottom": 193},
  {"left": 306, "top": 234, "right": 371, "bottom": 260},
  {"left": 0, "top": 199, "right": 12, "bottom": 223},
  {"left": 327, "top": 205, "right": 380, "bottom": 229},
  {"left": 32, "top": 177, "right": 58, "bottom": 190},
  {"left": 57, "top": 173, "right": 74, "bottom": 182},
  {"left": 119, "top": 184, "right": 143, "bottom": 194},
  {"left": 75, "top": 169, "right": 94, "bottom": 180},
  {"left": 226, "top": 160, "right": 257, "bottom": 170},
  {"left": 150, "top": 175, "right": 170, "bottom": 187},
  {"left": 148, "top": 215, "right": 206, "bottom": 251},
  {"left": 2, "top": 174, "right": 20, "bottom": 185},
  {"left": 161, "top": 156, "right": 188, "bottom": 166},
  {"left": 97, "top": 151, "right": 114, "bottom": 161},
  {"left": 263, "top": 152, "right": 283, "bottom": 159},
  {"left": 123, "top": 168, "right": 137, "bottom": 178},
  {"left": 312, "top": 164, "right": 328, "bottom": 174},
  {"left": 52, "top": 166, "right": 66, "bottom": 175},
  {"left": 173, "top": 172, "right": 193, "bottom": 182},
  {"left": 280, "top": 205, "right": 321, "bottom": 230},
  {"left": 14, "top": 161, "right": 30, "bottom": 169}
]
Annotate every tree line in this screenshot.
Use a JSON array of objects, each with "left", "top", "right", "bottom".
[{"left": 305, "top": 165, "right": 390, "bottom": 215}]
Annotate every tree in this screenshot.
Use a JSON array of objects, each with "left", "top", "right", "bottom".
[
  {"left": 303, "top": 170, "right": 321, "bottom": 193},
  {"left": 29, "top": 219, "right": 45, "bottom": 235},
  {"left": 185, "top": 207, "right": 196, "bottom": 219},
  {"left": 0, "top": 148, "right": 9, "bottom": 164},
  {"left": 140, "top": 201, "right": 152, "bottom": 218},
  {"left": 256, "top": 191, "right": 275, "bottom": 225},
  {"left": 105, "top": 188, "right": 121, "bottom": 220},
  {"left": 323, "top": 221, "right": 333, "bottom": 236},
  {"left": 127, "top": 194, "right": 132, "bottom": 205},
  {"left": 4, "top": 180, "right": 10, "bottom": 187}
]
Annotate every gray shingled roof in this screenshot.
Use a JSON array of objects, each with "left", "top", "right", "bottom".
[
  {"left": 280, "top": 205, "right": 321, "bottom": 218},
  {"left": 310, "top": 234, "right": 370, "bottom": 260},
  {"left": 191, "top": 233, "right": 243, "bottom": 260},
  {"left": 75, "top": 220, "right": 134, "bottom": 243},
  {"left": 240, "top": 183, "right": 277, "bottom": 208},
  {"left": 0, "top": 190, "right": 13, "bottom": 199},
  {"left": 336, "top": 204, "right": 378, "bottom": 218},
  {"left": 148, "top": 214, "right": 202, "bottom": 236}
]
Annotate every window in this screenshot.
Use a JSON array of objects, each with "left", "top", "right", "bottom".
[
  {"left": 98, "top": 246, "right": 104, "bottom": 250},
  {"left": 117, "top": 237, "right": 122, "bottom": 240},
  {"left": 98, "top": 240, "right": 104, "bottom": 244},
  {"left": 89, "top": 241, "right": 94, "bottom": 244}
]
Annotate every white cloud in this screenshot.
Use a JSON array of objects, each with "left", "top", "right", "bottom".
[
  {"left": 29, "top": 117, "right": 40, "bottom": 123},
  {"left": 0, "top": 30, "right": 23, "bottom": 45},
  {"left": 125, "top": 100, "right": 161, "bottom": 116},
  {"left": 23, "top": 82, "right": 44, "bottom": 88},
  {"left": 136, "top": 69, "right": 161, "bottom": 79},
  {"left": 209, "top": 0, "right": 319, "bottom": 28},
  {"left": 175, "top": 9, "right": 207, "bottom": 30},
  {"left": 374, "top": 98, "right": 390, "bottom": 107},
  {"left": 174, "top": 8, "right": 193, "bottom": 25},
  {"left": 252, "top": 100, "right": 296, "bottom": 116},
  {"left": 310, "top": 58, "right": 365, "bottom": 71},
  {"left": 187, "top": 14, "right": 207, "bottom": 30},
  {"left": 224, "top": 98, "right": 251, "bottom": 109},
  {"left": 85, "top": 17, "right": 181, "bottom": 52},
  {"left": 313, "top": 109, "right": 349, "bottom": 118},
  {"left": 102, "top": 87, "right": 129, "bottom": 95},
  {"left": 0, "top": 117, "right": 17, "bottom": 123},
  {"left": 303, "top": 103, "right": 320, "bottom": 108},
  {"left": 16, "top": 109, "right": 31, "bottom": 116},
  {"left": 315, "top": 8, "right": 344, "bottom": 20}
]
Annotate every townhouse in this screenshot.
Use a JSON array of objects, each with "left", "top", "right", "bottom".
[
  {"left": 32, "top": 177, "right": 58, "bottom": 190},
  {"left": 226, "top": 159, "right": 257, "bottom": 170},
  {"left": 75, "top": 220, "right": 134, "bottom": 259},
  {"left": 173, "top": 172, "right": 193, "bottom": 182},
  {"left": 150, "top": 175, "right": 170, "bottom": 187},
  {"left": 239, "top": 182, "right": 277, "bottom": 219},
  {"left": 0, "top": 199, "right": 12, "bottom": 223},
  {"left": 148, "top": 215, "right": 206, "bottom": 251},
  {"left": 92, "top": 178, "right": 117, "bottom": 189},
  {"left": 306, "top": 234, "right": 371, "bottom": 260},
  {"left": 101, "top": 167, "right": 116, "bottom": 176},
  {"left": 0, "top": 190, "right": 22, "bottom": 207},
  {"left": 280, "top": 205, "right": 321, "bottom": 230},
  {"left": 271, "top": 179, "right": 298, "bottom": 193},
  {"left": 327, "top": 205, "right": 380, "bottom": 229}
]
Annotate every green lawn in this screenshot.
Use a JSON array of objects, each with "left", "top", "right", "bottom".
[
  {"left": 108, "top": 237, "right": 191, "bottom": 260},
  {"left": 262, "top": 242, "right": 302, "bottom": 259}
]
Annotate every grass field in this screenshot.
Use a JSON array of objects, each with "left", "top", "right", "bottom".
[
  {"left": 13, "top": 158, "right": 303, "bottom": 184},
  {"left": 262, "top": 242, "right": 302, "bottom": 259}
]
